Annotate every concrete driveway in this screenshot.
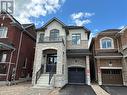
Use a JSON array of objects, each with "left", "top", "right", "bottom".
[
  {"left": 101, "top": 86, "right": 127, "bottom": 95},
  {"left": 59, "top": 84, "right": 96, "bottom": 95}
]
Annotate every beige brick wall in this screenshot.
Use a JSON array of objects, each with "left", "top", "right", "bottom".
[
  {"left": 99, "top": 59, "right": 122, "bottom": 67},
  {"left": 66, "top": 29, "right": 89, "bottom": 49},
  {"left": 67, "top": 40, "right": 88, "bottom": 49},
  {"left": 67, "top": 57, "right": 86, "bottom": 67}
]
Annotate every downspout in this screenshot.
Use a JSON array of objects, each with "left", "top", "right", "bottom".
[
  {"left": 15, "top": 30, "right": 23, "bottom": 80},
  {"left": 6, "top": 49, "right": 15, "bottom": 82}
]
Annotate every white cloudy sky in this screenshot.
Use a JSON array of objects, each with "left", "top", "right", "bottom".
[
  {"left": 12, "top": 0, "right": 127, "bottom": 33},
  {"left": 14, "top": 0, "right": 65, "bottom": 25}
]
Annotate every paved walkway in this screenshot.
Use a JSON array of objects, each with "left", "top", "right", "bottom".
[{"left": 91, "top": 84, "right": 110, "bottom": 95}]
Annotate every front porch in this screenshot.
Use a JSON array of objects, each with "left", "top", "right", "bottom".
[
  {"left": 33, "top": 47, "right": 67, "bottom": 88},
  {"left": 0, "top": 42, "right": 15, "bottom": 83}
]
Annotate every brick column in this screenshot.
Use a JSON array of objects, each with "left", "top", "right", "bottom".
[
  {"left": 86, "top": 56, "right": 90, "bottom": 85},
  {"left": 123, "top": 57, "right": 127, "bottom": 85}
]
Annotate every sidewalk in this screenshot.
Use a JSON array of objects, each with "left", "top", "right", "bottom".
[{"left": 91, "top": 84, "right": 110, "bottom": 95}]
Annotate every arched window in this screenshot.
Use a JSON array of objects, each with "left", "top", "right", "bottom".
[
  {"left": 50, "top": 29, "right": 59, "bottom": 38},
  {"left": 100, "top": 37, "right": 114, "bottom": 49}
]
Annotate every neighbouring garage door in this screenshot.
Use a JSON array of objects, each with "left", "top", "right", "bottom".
[
  {"left": 68, "top": 67, "right": 85, "bottom": 84},
  {"left": 101, "top": 69, "right": 123, "bottom": 85}
]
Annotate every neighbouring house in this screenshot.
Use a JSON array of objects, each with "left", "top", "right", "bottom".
[
  {"left": 117, "top": 26, "right": 127, "bottom": 85},
  {"left": 0, "top": 11, "right": 36, "bottom": 84},
  {"left": 90, "top": 29, "right": 124, "bottom": 85},
  {"left": 32, "top": 17, "right": 91, "bottom": 88}
]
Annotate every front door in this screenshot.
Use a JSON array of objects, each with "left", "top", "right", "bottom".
[{"left": 46, "top": 54, "right": 57, "bottom": 73}]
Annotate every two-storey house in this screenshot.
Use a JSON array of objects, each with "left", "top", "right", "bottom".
[
  {"left": 117, "top": 26, "right": 127, "bottom": 85},
  {"left": 32, "top": 18, "right": 91, "bottom": 88},
  {"left": 0, "top": 11, "right": 36, "bottom": 84},
  {"left": 90, "top": 29, "right": 123, "bottom": 85}
]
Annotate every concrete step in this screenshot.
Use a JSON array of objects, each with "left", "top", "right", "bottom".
[{"left": 36, "top": 74, "right": 52, "bottom": 88}]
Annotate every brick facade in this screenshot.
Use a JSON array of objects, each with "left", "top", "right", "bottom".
[{"left": 0, "top": 11, "right": 36, "bottom": 83}]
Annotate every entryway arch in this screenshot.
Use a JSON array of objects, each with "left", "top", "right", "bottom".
[{"left": 43, "top": 49, "right": 57, "bottom": 73}]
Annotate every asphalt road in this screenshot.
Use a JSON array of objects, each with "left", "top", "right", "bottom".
[
  {"left": 102, "top": 86, "right": 127, "bottom": 95},
  {"left": 59, "top": 84, "right": 96, "bottom": 95}
]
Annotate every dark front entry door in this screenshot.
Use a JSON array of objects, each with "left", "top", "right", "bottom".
[
  {"left": 46, "top": 54, "right": 57, "bottom": 73},
  {"left": 68, "top": 67, "right": 85, "bottom": 84}
]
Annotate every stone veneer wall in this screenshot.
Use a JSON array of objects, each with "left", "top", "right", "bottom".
[
  {"left": 32, "top": 42, "right": 68, "bottom": 87},
  {"left": 67, "top": 57, "right": 86, "bottom": 67}
]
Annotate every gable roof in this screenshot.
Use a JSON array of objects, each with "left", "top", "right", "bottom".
[
  {"left": 95, "top": 29, "right": 121, "bottom": 37},
  {"left": 39, "top": 17, "right": 66, "bottom": 30},
  {"left": 22, "top": 24, "right": 35, "bottom": 29},
  {"left": 119, "top": 26, "right": 127, "bottom": 33},
  {"left": 100, "top": 29, "right": 121, "bottom": 33},
  {"left": 0, "top": 10, "right": 36, "bottom": 40},
  {"left": 63, "top": 26, "right": 91, "bottom": 36},
  {"left": 1, "top": 10, "right": 24, "bottom": 29},
  {"left": 36, "top": 17, "right": 91, "bottom": 38}
]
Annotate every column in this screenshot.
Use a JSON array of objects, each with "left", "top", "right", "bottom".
[
  {"left": 97, "top": 59, "right": 102, "bottom": 85},
  {"left": 56, "top": 49, "right": 63, "bottom": 74},
  {"left": 123, "top": 57, "right": 127, "bottom": 85},
  {"left": 86, "top": 56, "right": 90, "bottom": 85}
]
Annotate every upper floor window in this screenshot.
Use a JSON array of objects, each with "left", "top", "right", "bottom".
[
  {"left": 39, "top": 33, "right": 44, "bottom": 42},
  {"left": 100, "top": 37, "right": 114, "bottom": 49},
  {"left": 72, "top": 33, "right": 81, "bottom": 45},
  {"left": 22, "top": 58, "right": 27, "bottom": 68},
  {"left": 0, "top": 53, "right": 7, "bottom": 62},
  {"left": 50, "top": 29, "right": 59, "bottom": 38},
  {"left": 0, "top": 27, "right": 7, "bottom": 38}
]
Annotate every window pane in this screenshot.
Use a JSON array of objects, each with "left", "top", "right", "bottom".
[
  {"left": 72, "top": 34, "right": 81, "bottom": 45},
  {"left": 0, "top": 27, "right": 7, "bottom": 38},
  {"left": 0, "top": 28, "right": 4, "bottom": 37},
  {"left": 101, "top": 39, "right": 112, "bottom": 48},
  {"left": 1, "top": 54, "right": 7, "bottom": 62},
  {"left": 107, "top": 40, "right": 112, "bottom": 48},
  {"left": 102, "top": 40, "right": 106, "bottom": 48},
  {"left": 50, "top": 29, "right": 59, "bottom": 38},
  {"left": 39, "top": 33, "right": 44, "bottom": 42}
]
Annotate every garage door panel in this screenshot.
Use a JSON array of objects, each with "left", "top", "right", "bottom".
[
  {"left": 102, "top": 69, "right": 123, "bottom": 85},
  {"left": 68, "top": 67, "right": 85, "bottom": 84}
]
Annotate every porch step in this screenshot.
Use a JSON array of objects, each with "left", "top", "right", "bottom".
[{"left": 35, "top": 74, "right": 52, "bottom": 88}]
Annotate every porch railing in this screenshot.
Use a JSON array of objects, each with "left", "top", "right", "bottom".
[
  {"left": 48, "top": 64, "right": 56, "bottom": 84},
  {"left": 39, "top": 36, "right": 64, "bottom": 43},
  {"left": 35, "top": 64, "right": 44, "bottom": 84}
]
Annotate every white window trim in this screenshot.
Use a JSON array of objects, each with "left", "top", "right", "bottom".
[
  {"left": 0, "top": 27, "right": 8, "bottom": 38},
  {"left": 100, "top": 67, "right": 122, "bottom": 69},
  {"left": 100, "top": 37, "right": 114, "bottom": 49}
]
